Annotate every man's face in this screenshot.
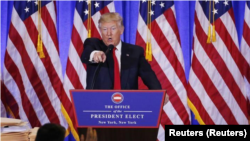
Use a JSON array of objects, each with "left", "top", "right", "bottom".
[{"left": 99, "top": 21, "right": 124, "bottom": 47}]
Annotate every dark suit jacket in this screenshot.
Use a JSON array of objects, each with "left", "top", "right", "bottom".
[{"left": 81, "top": 38, "right": 161, "bottom": 90}]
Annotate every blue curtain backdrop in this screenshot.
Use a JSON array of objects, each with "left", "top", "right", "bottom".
[{"left": 0, "top": 0, "right": 246, "bottom": 137}]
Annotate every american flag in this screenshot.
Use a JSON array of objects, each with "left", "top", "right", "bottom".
[
  {"left": 63, "top": 0, "right": 115, "bottom": 92},
  {"left": 0, "top": 71, "right": 6, "bottom": 117},
  {"left": 63, "top": 0, "right": 115, "bottom": 97},
  {"left": 2, "top": 0, "right": 75, "bottom": 136},
  {"left": 135, "top": 0, "right": 191, "bottom": 140},
  {"left": 188, "top": 0, "right": 249, "bottom": 124},
  {"left": 62, "top": 0, "right": 115, "bottom": 139},
  {"left": 241, "top": 1, "right": 250, "bottom": 120}
]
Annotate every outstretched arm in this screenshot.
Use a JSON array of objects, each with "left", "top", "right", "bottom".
[{"left": 81, "top": 38, "right": 106, "bottom": 64}]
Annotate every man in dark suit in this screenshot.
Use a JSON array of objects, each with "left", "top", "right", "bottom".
[
  {"left": 80, "top": 12, "right": 163, "bottom": 141},
  {"left": 81, "top": 12, "right": 161, "bottom": 90}
]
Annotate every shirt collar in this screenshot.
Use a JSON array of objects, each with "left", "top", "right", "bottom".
[{"left": 115, "top": 40, "right": 122, "bottom": 51}]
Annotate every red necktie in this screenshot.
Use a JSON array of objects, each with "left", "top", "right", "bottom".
[{"left": 113, "top": 48, "right": 121, "bottom": 89}]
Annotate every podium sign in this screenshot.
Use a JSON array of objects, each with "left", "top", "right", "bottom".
[{"left": 70, "top": 90, "right": 166, "bottom": 128}]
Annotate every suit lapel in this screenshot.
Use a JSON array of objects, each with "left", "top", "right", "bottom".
[{"left": 121, "top": 42, "right": 131, "bottom": 89}]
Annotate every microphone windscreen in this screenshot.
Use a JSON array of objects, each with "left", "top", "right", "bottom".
[
  {"left": 105, "top": 44, "right": 114, "bottom": 55},
  {"left": 108, "top": 44, "right": 114, "bottom": 51}
]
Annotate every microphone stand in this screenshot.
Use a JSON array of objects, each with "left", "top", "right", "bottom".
[{"left": 90, "top": 45, "right": 114, "bottom": 89}]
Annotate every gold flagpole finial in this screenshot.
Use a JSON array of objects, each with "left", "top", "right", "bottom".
[
  {"left": 212, "top": 0, "right": 216, "bottom": 42},
  {"left": 37, "top": 0, "right": 45, "bottom": 58},
  {"left": 207, "top": 25, "right": 212, "bottom": 43},
  {"left": 146, "top": 0, "right": 152, "bottom": 61},
  {"left": 207, "top": 0, "right": 212, "bottom": 44},
  {"left": 87, "top": 0, "right": 91, "bottom": 38},
  {"left": 148, "top": 42, "right": 152, "bottom": 61},
  {"left": 146, "top": 42, "right": 149, "bottom": 60}
]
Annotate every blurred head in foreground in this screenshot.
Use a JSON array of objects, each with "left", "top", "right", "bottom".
[{"left": 35, "top": 123, "right": 66, "bottom": 141}]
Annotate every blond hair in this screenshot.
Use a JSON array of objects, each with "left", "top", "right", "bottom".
[{"left": 98, "top": 12, "right": 124, "bottom": 28}]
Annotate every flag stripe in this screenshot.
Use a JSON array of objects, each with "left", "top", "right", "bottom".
[
  {"left": 245, "top": 3, "right": 250, "bottom": 26},
  {"left": 241, "top": 38, "right": 250, "bottom": 67},
  {"left": 157, "top": 125, "right": 165, "bottom": 141},
  {"left": 66, "top": 58, "right": 84, "bottom": 89},
  {"left": 137, "top": 15, "right": 186, "bottom": 93},
  {"left": 18, "top": 19, "right": 62, "bottom": 124},
  {"left": 160, "top": 110, "right": 172, "bottom": 128},
  {"left": 163, "top": 8, "right": 181, "bottom": 45},
  {"left": 197, "top": 27, "right": 247, "bottom": 122},
  {"left": 137, "top": 4, "right": 191, "bottom": 137},
  {"left": 137, "top": 13, "right": 190, "bottom": 124},
  {"left": 136, "top": 31, "right": 183, "bottom": 124},
  {"left": 63, "top": 75, "right": 74, "bottom": 100},
  {"left": 42, "top": 3, "right": 59, "bottom": 51},
  {"left": 187, "top": 78, "right": 215, "bottom": 124},
  {"left": 156, "top": 12, "right": 185, "bottom": 72},
  {"left": 242, "top": 20, "right": 250, "bottom": 80},
  {"left": 71, "top": 25, "right": 84, "bottom": 57},
  {"left": 30, "top": 5, "right": 69, "bottom": 127},
  {"left": 6, "top": 36, "right": 51, "bottom": 125},
  {"left": 192, "top": 52, "right": 237, "bottom": 124},
  {"left": 1, "top": 78, "right": 20, "bottom": 119},
  {"left": 83, "top": 18, "right": 102, "bottom": 39},
  {"left": 195, "top": 12, "right": 248, "bottom": 118},
  {"left": 4, "top": 51, "right": 41, "bottom": 127},
  {"left": 148, "top": 22, "right": 189, "bottom": 123},
  {"left": 69, "top": 41, "right": 87, "bottom": 87},
  {"left": 136, "top": 3, "right": 191, "bottom": 140},
  {"left": 219, "top": 10, "right": 239, "bottom": 46},
  {"left": 215, "top": 17, "right": 246, "bottom": 83},
  {"left": 99, "top": 5, "right": 110, "bottom": 15},
  {"left": 197, "top": 4, "right": 250, "bottom": 94},
  {"left": 151, "top": 19, "right": 186, "bottom": 85},
  {"left": 193, "top": 30, "right": 245, "bottom": 123},
  {"left": 25, "top": 15, "right": 63, "bottom": 104},
  {"left": 241, "top": 1, "right": 250, "bottom": 121},
  {"left": 188, "top": 1, "right": 249, "bottom": 124},
  {"left": 30, "top": 13, "right": 63, "bottom": 83},
  {"left": 192, "top": 31, "right": 233, "bottom": 124},
  {"left": 91, "top": 12, "right": 102, "bottom": 36},
  {"left": 243, "top": 21, "right": 250, "bottom": 50},
  {"left": 3, "top": 2, "right": 74, "bottom": 135},
  {"left": 3, "top": 66, "right": 27, "bottom": 120},
  {"left": 74, "top": 9, "right": 88, "bottom": 43}
]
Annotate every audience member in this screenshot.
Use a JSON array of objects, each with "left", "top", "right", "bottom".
[{"left": 35, "top": 123, "right": 66, "bottom": 141}]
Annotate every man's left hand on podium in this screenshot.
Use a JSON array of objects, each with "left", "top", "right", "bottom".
[
  {"left": 80, "top": 127, "right": 97, "bottom": 141},
  {"left": 164, "top": 94, "right": 169, "bottom": 106}
]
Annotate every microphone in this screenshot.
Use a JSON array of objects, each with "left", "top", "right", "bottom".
[
  {"left": 90, "top": 45, "right": 114, "bottom": 89},
  {"left": 105, "top": 44, "right": 114, "bottom": 55}
]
